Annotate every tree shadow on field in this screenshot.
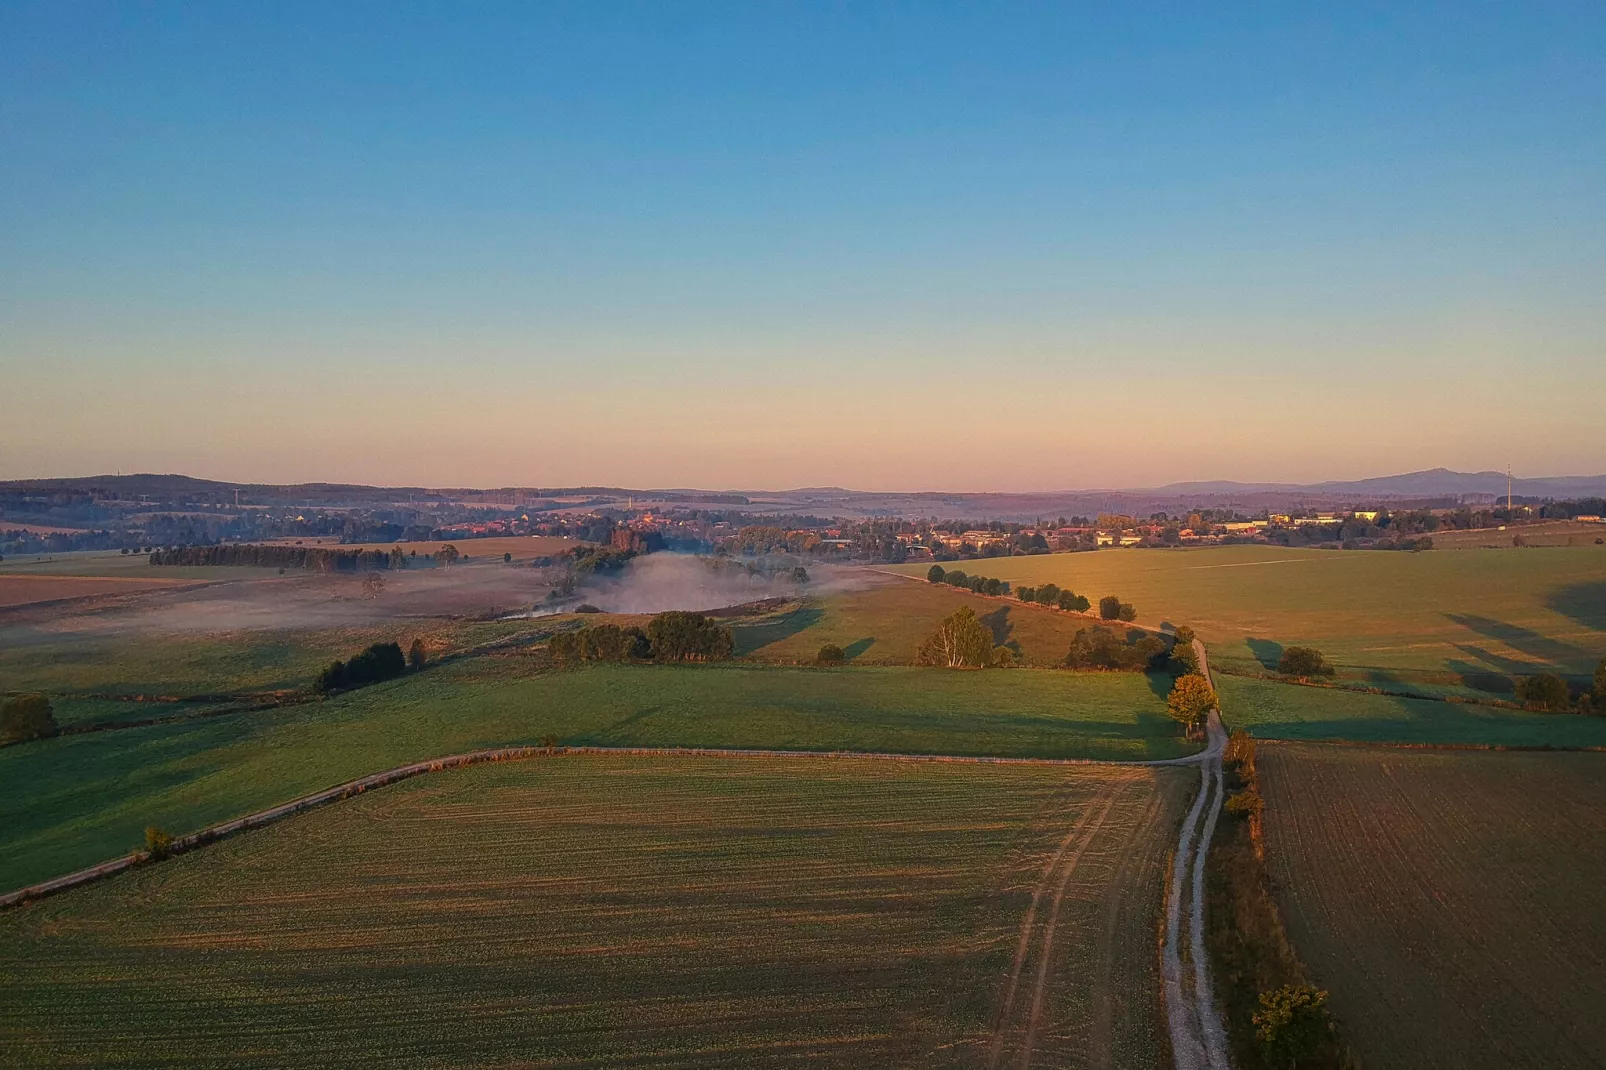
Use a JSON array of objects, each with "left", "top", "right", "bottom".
[
  {"left": 1444, "top": 614, "right": 1589, "bottom": 671},
  {"left": 979, "top": 607, "right": 1020, "bottom": 654},
  {"left": 843, "top": 638, "right": 876, "bottom": 661},
  {"left": 1246, "top": 638, "right": 1283, "bottom": 671},
  {"left": 1546, "top": 581, "right": 1606, "bottom": 634},
  {"left": 1144, "top": 671, "right": 1173, "bottom": 701},
  {"left": 732, "top": 606, "right": 824, "bottom": 655},
  {"left": 1444, "top": 660, "right": 1516, "bottom": 695}
]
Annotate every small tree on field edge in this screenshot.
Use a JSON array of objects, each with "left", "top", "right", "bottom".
[
  {"left": 145, "top": 826, "right": 173, "bottom": 861},
  {"left": 1253, "top": 984, "right": 1335, "bottom": 1068},
  {"left": 0, "top": 694, "right": 57, "bottom": 744},
  {"left": 1277, "top": 646, "right": 1332, "bottom": 678},
  {"left": 927, "top": 564, "right": 946, "bottom": 583},
  {"left": 1167, "top": 673, "right": 1217, "bottom": 731},
  {"left": 1117, "top": 602, "right": 1137, "bottom": 622},
  {"left": 1518, "top": 672, "right": 1571, "bottom": 712},
  {"left": 408, "top": 639, "right": 427, "bottom": 669},
  {"left": 1099, "top": 595, "right": 1122, "bottom": 620},
  {"left": 817, "top": 644, "right": 846, "bottom": 665},
  {"left": 916, "top": 607, "right": 996, "bottom": 668}
]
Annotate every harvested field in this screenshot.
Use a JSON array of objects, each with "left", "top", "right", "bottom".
[
  {"left": 0, "top": 574, "right": 200, "bottom": 609},
  {"left": 0, "top": 756, "right": 1190, "bottom": 1068},
  {"left": 1258, "top": 743, "right": 1606, "bottom": 1069},
  {"left": 734, "top": 577, "right": 1119, "bottom": 668},
  {"left": 887, "top": 544, "right": 1606, "bottom": 680}
]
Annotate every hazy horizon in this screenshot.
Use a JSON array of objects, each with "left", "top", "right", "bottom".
[{"left": 4, "top": 4, "right": 1603, "bottom": 489}]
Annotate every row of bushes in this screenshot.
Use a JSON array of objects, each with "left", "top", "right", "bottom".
[
  {"left": 1016, "top": 583, "right": 1092, "bottom": 614},
  {"left": 925, "top": 565, "right": 1010, "bottom": 597},
  {"left": 1208, "top": 729, "right": 1353, "bottom": 1069},
  {"left": 549, "top": 612, "right": 735, "bottom": 666},
  {"left": 316, "top": 640, "right": 422, "bottom": 693}
]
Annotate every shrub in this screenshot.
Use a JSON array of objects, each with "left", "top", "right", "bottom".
[
  {"left": 1173, "top": 625, "right": 1196, "bottom": 645},
  {"left": 1225, "top": 788, "right": 1264, "bottom": 819},
  {"left": 1099, "top": 595, "right": 1122, "bottom": 620},
  {"left": 991, "top": 646, "right": 1015, "bottom": 668},
  {"left": 1253, "top": 984, "right": 1336, "bottom": 1068},
  {"left": 982, "top": 577, "right": 1004, "bottom": 596},
  {"left": 817, "top": 644, "right": 846, "bottom": 665},
  {"left": 1170, "top": 641, "right": 1200, "bottom": 675},
  {"left": 916, "top": 607, "right": 996, "bottom": 668},
  {"left": 408, "top": 639, "right": 427, "bottom": 669},
  {"left": 1056, "top": 590, "right": 1089, "bottom": 613},
  {"left": 1277, "top": 646, "right": 1332, "bottom": 678},
  {"left": 0, "top": 694, "right": 58, "bottom": 744},
  {"left": 575, "top": 603, "right": 602, "bottom": 613},
  {"left": 646, "top": 611, "right": 734, "bottom": 662},
  {"left": 1117, "top": 601, "right": 1137, "bottom": 622},
  {"left": 927, "top": 564, "right": 946, "bottom": 583},
  {"left": 942, "top": 569, "right": 969, "bottom": 588},
  {"left": 1518, "top": 672, "right": 1571, "bottom": 712},
  {"left": 1037, "top": 583, "right": 1061, "bottom": 606},
  {"left": 579, "top": 623, "right": 651, "bottom": 662},
  {"left": 1017, "top": 587, "right": 1036, "bottom": 603},
  {"left": 145, "top": 826, "right": 173, "bottom": 861}
]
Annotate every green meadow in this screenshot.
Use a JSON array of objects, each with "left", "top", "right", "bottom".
[{"left": 0, "top": 660, "right": 1189, "bottom": 890}]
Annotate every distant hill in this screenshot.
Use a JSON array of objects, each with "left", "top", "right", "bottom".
[{"left": 1152, "top": 468, "right": 1606, "bottom": 500}]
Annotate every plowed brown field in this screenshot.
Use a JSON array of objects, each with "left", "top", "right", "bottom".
[
  {"left": 0, "top": 574, "right": 199, "bottom": 608},
  {"left": 1259, "top": 743, "right": 1606, "bottom": 1070},
  {"left": 0, "top": 755, "right": 1190, "bottom": 1068}
]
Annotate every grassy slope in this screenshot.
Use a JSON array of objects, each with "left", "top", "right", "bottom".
[
  {"left": 1217, "top": 674, "right": 1606, "bottom": 748},
  {"left": 733, "top": 578, "right": 1114, "bottom": 667},
  {"left": 1259, "top": 744, "right": 1606, "bottom": 1069},
  {"left": 0, "top": 661, "right": 1190, "bottom": 890},
  {"left": 889, "top": 544, "right": 1606, "bottom": 678},
  {"left": 0, "top": 757, "right": 1187, "bottom": 1069}
]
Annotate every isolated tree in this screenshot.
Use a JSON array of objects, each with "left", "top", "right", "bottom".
[
  {"left": 1117, "top": 602, "right": 1137, "bottom": 622},
  {"left": 436, "top": 543, "right": 460, "bottom": 568},
  {"left": 1099, "top": 595, "right": 1122, "bottom": 620},
  {"left": 1167, "top": 673, "right": 1217, "bottom": 729},
  {"left": 916, "top": 606, "right": 995, "bottom": 668},
  {"left": 817, "top": 644, "right": 846, "bottom": 666},
  {"left": 1518, "top": 673, "right": 1571, "bottom": 712},
  {"left": 503, "top": 551, "right": 513, "bottom": 563},
  {"left": 0, "top": 694, "right": 57, "bottom": 744},
  {"left": 927, "top": 564, "right": 946, "bottom": 584},
  {"left": 408, "top": 638, "right": 427, "bottom": 670},
  {"left": 361, "top": 571, "right": 386, "bottom": 598},
  {"left": 1277, "top": 646, "right": 1331, "bottom": 678}
]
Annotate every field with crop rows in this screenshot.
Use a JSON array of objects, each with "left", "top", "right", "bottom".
[
  {"left": 0, "top": 661, "right": 1192, "bottom": 890},
  {"left": 734, "top": 577, "right": 1120, "bottom": 668},
  {"left": 1258, "top": 743, "right": 1606, "bottom": 1069},
  {"left": 889, "top": 544, "right": 1606, "bottom": 681},
  {"left": 0, "top": 756, "right": 1190, "bottom": 1068}
]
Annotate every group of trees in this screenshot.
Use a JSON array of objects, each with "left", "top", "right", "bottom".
[
  {"left": 316, "top": 641, "right": 419, "bottom": 694},
  {"left": 1, "top": 694, "right": 57, "bottom": 744},
  {"left": 1516, "top": 660, "right": 1606, "bottom": 715},
  {"left": 916, "top": 607, "right": 1012, "bottom": 668},
  {"left": 927, "top": 565, "right": 1010, "bottom": 597},
  {"left": 1098, "top": 595, "right": 1137, "bottom": 621},
  {"left": 1277, "top": 647, "right": 1333, "bottom": 678},
  {"left": 150, "top": 544, "right": 432, "bottom": 572},
  {"left": 1015, "top": 582, "right": 1092, "bottom": 614},
  {"left": 1063, "top": 625, "right": 1170, "bottom": 672},
  {"left": 549, "top": 611, "right": 735, "bottom": 666}
]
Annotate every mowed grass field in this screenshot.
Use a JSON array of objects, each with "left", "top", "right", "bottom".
[
  {"left": 1259, "top": 744, "right": 1606, "bottom": 1070},
  {"left": 888, "top": 544, "right": 1606, "bottom": 681},
  {"left": 0, "top": 756, "right": 1190, "bottom": 1069},
  {"left": 0, "top": 661, "right": 1191, "bottom": 890},
  {"left": 734, "top": 577, "right": 1124, "bottom": 667}
]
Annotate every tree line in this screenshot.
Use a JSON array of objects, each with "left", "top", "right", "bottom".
[
  {"left": 151, "top": 544, "right": 429, "bottom": 571},
  {"left": 926, "top": 565, "right": 1011, "bottom": 597},
  {"left": 549, "top": 611, "right": 735, "bottom": 667}
]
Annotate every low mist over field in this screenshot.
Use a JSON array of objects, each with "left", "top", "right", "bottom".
[{"left": 524, "top": 554, "right": 872, "bottom": 617}]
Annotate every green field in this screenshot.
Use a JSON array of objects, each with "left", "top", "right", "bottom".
[
  {"left": 0, "top": 660, "right": 1190, "bottom": 890},
  {"left": 1260, "top": 744, "right": 1606, "bottom": 1069},
  {"left": 733, "top": 577, "right": 1127, "bottom": 667},
  {"left": 890, "top": 544, "right": 1606, "bottom": 682},
  {"left": 1216, "top": 674, "right": 1606, "bottom": 748},
  {"left": 0, "top": 756, "right": 1189, "bottom": 1068}
]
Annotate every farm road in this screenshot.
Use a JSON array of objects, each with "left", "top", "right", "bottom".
[{"left": 1162, "top": 640, "right": 1230, "bottom": 1070}]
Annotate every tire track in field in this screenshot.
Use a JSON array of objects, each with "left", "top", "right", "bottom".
[
  {"left": 987, "top": 780, "right": 1122, "bottom": 1070},
  {"left": 1016, "top": 782, "right": 1130, "bottom": 1069}
]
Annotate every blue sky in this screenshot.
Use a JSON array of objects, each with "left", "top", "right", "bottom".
[{"left": 3, "top": 3, "right": 1602, "bottom": 489}]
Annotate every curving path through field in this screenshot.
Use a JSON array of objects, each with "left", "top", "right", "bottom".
[{"left": 1161, "top": 639, "right": 1231, "bottom": 1070}]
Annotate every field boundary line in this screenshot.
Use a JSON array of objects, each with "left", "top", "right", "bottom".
[{"left": 1, "top": 740, "right": 1213, "bottom": 913}]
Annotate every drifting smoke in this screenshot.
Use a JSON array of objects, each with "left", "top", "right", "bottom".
[{"left": 515, "top": 553, "right": 872, "bottom": 618}]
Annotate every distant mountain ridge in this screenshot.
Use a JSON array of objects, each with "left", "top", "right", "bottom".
[{"left": 1149, "top": 468, "right": 1606, "bottom": 500}]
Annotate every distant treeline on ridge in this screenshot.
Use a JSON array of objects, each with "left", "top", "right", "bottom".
[{"left": 150, "top": 544, "right": 413, "bottom": 571}]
